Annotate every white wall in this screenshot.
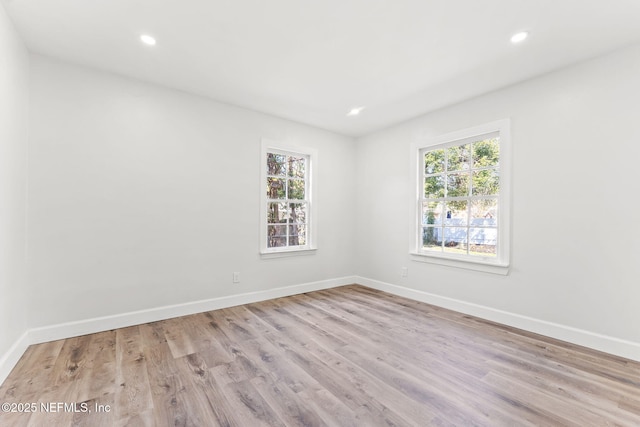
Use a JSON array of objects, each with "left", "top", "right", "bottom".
[
  {"left": 6, "top": 22, "right": 640, "bottom": 369},
  {"left": 355, "top": 44, "right": 640, "bottom": 347},
  {"left": 27, "top": 55, "right": 356, "bottom": 328},
  {"left": 0, "top": 5, "right": 29, "bottom": 365}
]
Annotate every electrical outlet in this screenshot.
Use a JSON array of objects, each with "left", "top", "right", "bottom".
[
  {"left": 233, "top": 272, "right": 240, "bottom": 283},
  {"left": 401, "top": 267, "right": 408, "bottom": 277}
]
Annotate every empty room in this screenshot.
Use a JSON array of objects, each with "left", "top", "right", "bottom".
[{"left": 1, "top": 0, "right": 640, "bottom": 425}]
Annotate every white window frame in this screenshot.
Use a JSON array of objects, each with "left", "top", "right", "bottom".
[
  {"left": 410, "top": 119, "right": 511, "bottom": 275},
  {"left": 260, "top": 139, "right": 317, "bottom": 258}
]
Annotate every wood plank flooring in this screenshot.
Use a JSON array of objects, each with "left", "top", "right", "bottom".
[{"left": 1, "top": 285, "right": 639, "bottom": 426}]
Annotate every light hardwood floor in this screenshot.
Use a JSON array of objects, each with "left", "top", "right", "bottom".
[{"left": 1, "top": 285, "right": 639, "bottom": 426}]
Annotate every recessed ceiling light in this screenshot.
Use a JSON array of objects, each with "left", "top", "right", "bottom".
[
  {"left": 510, "top": 31, "right": 528, "bottom": 44},
  {"left": 140, "top": 34, "right": 156, "bottom": 46},
  {"left": 347, "top": 107, "right": 364, "bottom": 116}
]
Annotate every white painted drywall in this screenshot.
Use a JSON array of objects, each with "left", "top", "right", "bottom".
[
  {"left": 0, "top": 5, "right": 29, "bottom": 359},
  {"left": 355, "top": 43, "right": 640, "bottom": 344},
  {"left": 10, "top": 27, "right": 640, "bottom": 366},
  {"left": 27, "top": 56, "right": 356, "bottom": 328}
]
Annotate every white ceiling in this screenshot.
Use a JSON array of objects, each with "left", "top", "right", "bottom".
[{"left": 4, "top": 0, "right": 640, "bottom": 137}]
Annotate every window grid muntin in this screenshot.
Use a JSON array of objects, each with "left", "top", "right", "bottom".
[
  {"left": 420, "top": 136, "right": 500, "bottom": 258},
  {"left": 266, "top": 151, "right": 309, "bottom": 249}
]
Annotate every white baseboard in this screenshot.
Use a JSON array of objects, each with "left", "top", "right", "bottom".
[
  {"left": 0, "top": 331, "right": 30, "bottom": 386},
  {"left": 3, "top": 274, "right": 638, "bottom": 387},
  {"left": 356, "top": 276, "right": 640, "bottom": 362},
  {"left": 29, "top": 276, "right": 357, "bottom": 345},
  {"left": 1, "top": 276, "right": 357, "bottom": 385}
]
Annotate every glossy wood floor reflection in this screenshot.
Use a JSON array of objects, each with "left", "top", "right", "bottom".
[{"left": 1, "top": 285, "right": 640, "bottom": 426}]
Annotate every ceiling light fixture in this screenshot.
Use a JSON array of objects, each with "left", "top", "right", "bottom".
[
  {"left": 140, "top": 34, "right": 157, "bottom": 46},
  {"left": 510, "top": 31, "right": 528, "bottom": 44},
  {"left": 347, "top": 107, "right": 364, "bottom": 116}
]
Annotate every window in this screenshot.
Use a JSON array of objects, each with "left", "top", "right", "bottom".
[
  {"left": 412, "top": 120, "right": 510, "bottom": 273},
  {"left": 260, "top": 141, "right": 316, "bottom": 256}
]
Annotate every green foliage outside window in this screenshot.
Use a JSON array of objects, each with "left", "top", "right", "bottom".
[
  {"left": 422, "top": 137, "right": 500, "bottom": 257},
  {"left": 266, "top": 152, "right": 308, "bottom": 248}
]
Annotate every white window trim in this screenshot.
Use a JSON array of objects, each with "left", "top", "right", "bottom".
[
  {"left": 410, "top": 119, "right": 511, "bottom": 275},
  {"left": 260, "top": 139, "right": 318, "bottom": 258}
]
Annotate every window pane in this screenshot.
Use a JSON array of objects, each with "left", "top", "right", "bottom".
[
  {"left": 267, "top": 203, "right": 288, "bottom": 223},
  {"left": 267, "top": 225, "right": 287, "bottom": 248},
  {"left": 422, "top": 227, "right": 442, "bottom": 250},
  {"left": 469, "top": 228, "right": 497, "bottom": 256},
  {"left": 267, "top": 153, "right": 287, "bottom": 176},
  {"left": 288, "top": 157, "right": 305, "bottom": 178},
  {"left": 446, "top": 172, "right": 470, "bottom": 197},
  {"left": 289, "top": 203, "right": 306, "bottom": 224},
  {"left": 447, "top": 144, "right": 470, "bottom": 172},
  {"left": 424, "top": 175, "right": 445, "bottom": 198},
  {"left": 264, "top": 148, "right": 313, "bottom": 252},
  {"left": 267, "top": 178, "right": 286, "bottom": 199},
  {"left": 470, "top": 199, "right": 498, "bottom": 226},
  {"left": 288, "top": 179, "right": 305, "bottom": 200},
  {"left": 422, "top": 201, "right": 443, "bottom": 226},
  {"left": 417, "top": 124, "right": 506, "bottom": 264},
  {"left": 472, "top": 169, "right": 499, "bottom": 196},
  {"left": 444, "top": 200, "right": 467, "bottom": 226},
  {"left": 424, "top": 149, "right": 445, "bottom": 174},
  {"left": 473, "top": 138, "right": 500, "bottom": 168},
  {"left": 288, "top": 224, "right": 306, "bottom": 246},
  {"left": 443, "top": 227, "right": 468, "bottom": 254}
]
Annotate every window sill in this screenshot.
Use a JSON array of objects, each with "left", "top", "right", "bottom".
[
  {"left": 260, "top": 248, "right": 317, "bottom": 259},
  {"left": 410, "top": 252, "right": 509, "bottom": 275}
]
